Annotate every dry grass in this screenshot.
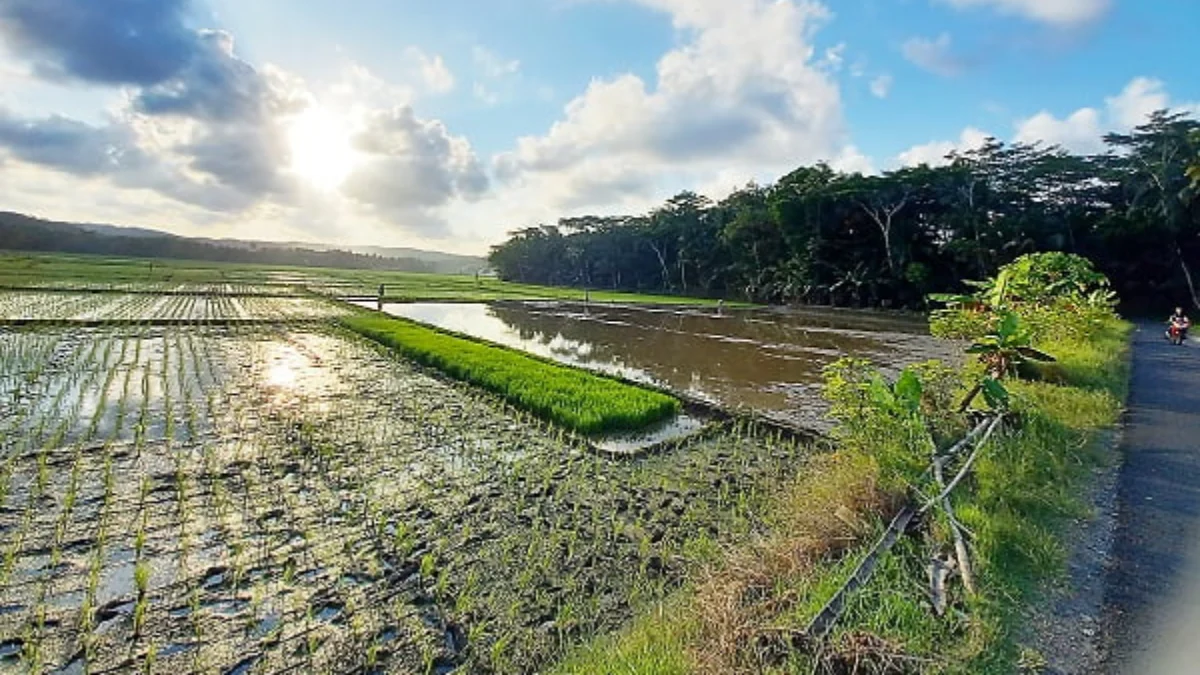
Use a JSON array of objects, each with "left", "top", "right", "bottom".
[
  {"left": 688, "top": 451, "right": 896, "bottom": 673},
  {"left": 813, "top": 632, "right": 932, "bottom": 674}
]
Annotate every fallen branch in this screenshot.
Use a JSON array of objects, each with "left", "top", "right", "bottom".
[
  {"left": 921, "top": 415, "right": 1005, "bottom": 515},
  {"left": 940, "top": 417, "right": 993, "bottom": 459},
  {"left": 798, "top": 415, "right": 1004, "bottom": 646},
  {"left": 933, "top": 454, "right": 977, "bottom": 596},
  {"left": 803, "top": 502, "right": 917, "bottom": 642}
]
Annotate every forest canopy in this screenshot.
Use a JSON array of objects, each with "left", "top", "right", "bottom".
[{"left": 489, "top": 110, "right": 1200, "bottom": 312}]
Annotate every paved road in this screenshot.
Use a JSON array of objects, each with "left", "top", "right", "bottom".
[{"left": 1101, "top": 324, "right": 1200, "bottom": 674}]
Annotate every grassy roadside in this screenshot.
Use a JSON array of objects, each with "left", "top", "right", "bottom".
[
  {"left": 550, "top": 255, "right": 1133, "bottom": 674},
  {"left": 339, "top": 310, "right": 680, "bottom": 434}
]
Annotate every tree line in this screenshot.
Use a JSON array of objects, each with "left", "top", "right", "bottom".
[
  {"left": 0, "top": 212, "right": 441, "bottom": 274},
  {"left": 489, "top": 110, "right": 1200, "bottom": 312}
]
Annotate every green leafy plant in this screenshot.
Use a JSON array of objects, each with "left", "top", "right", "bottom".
[{"left": 959, "top": 311, "right": 1055, "bottom": 411}]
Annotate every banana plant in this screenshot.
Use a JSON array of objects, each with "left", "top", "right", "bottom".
[
  {"left": 928, "top": 267, "right": 1013, "bottom": 312},
  {"left": 959, "top": 311, "right": 1054, "bottom": 411}
]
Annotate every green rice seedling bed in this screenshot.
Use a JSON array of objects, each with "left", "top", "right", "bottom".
[{"left": 341, "top": 311, "right": 681, "bottom": 435}]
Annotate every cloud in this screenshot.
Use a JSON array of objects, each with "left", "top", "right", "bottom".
[
  {"left": 132, "top": 30, "right": 278, "bottom": 121},
  {"left": 0, "top": 0, "right": 487, "bottom": 242},
  {"left": 0, "top": 0, "right": 306, "bottom": 205},
  {"left": 406, "top": 47, "right": 455, "bottom": 94},
  {"left": 1013, "top": 77, "right": 1200, "bottom": 153},
  {"left": 472, "top": 46, "right": 520, "bottom": 79},
  {"left": 341, "top": 105, "right": 488, "bottom": 236},
  {"left": 935, "top": 0, "right": 1111, "bottom": 26},
  {"left": 0, "top": 106, "right": 271, "bottom": 212},
  {"left": 896, "top": 127, "right": 992, "bottom": 167},
  {"left": 0, "top": 0, "right": 197, "bottom": 85},
  {"left": 492, "top": 0, "right": 847, "bottom": 214},
  {"left": 901, "top": 33, "right": 966, "bottom": 77},
  {"left": 1013, "top": 108, "right": 1103, "bottom": 153},
  {"left": 327, "top": 62, "right": 416, "bottom": 109},
  {"left": 821, "top": 43, "right": 846, "bottom": 72},
  {"left": 469, "top": 46, "right": 521, "bottom": 106},
  {"left": 869, "top": 74, "right": 893, "bottom": 99},
  {"left": 1105, "top": 76, "right": 1171, "bottom": 129},
  {"left": 897, "top": 78, "right": 1200, "bottom": 169},
  {"left": 0, "top": 108, "right": 147, "bottom": 176},
  {"left": 831, "top": 144, "right": 876, "bottom": 175}
]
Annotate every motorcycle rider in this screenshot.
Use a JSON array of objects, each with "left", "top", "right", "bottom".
[{"left": 1166, "top": 306, "right": 1191, "bottom": 342}]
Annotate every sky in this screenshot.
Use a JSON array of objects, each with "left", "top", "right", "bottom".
[{"left": 0, "top": 0, "right": 1198, "bottom": 255}]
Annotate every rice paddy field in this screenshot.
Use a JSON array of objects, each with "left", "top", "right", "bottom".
[
  {"left": 0, "top": 262, "right": 810, "bottom": 674},
  {"left": 0, "top": 253, "right": 732, "bottom": 306}
]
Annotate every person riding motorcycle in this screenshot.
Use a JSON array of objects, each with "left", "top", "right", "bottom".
[{"left": 1166, "top": 307, "right": 1191, "bottom": 343}]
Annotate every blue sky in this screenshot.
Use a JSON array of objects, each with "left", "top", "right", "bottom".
[{"left": 0, "top": 0, "right": 1197, "bottom": 254}]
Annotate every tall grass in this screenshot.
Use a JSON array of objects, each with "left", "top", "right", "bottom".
[{"left": 341, "top": 312, "right": 680, "bottom": 434}]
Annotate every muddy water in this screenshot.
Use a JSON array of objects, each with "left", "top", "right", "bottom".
[{"left": 368, "top": 301, "right": 958, "bottom": 430}]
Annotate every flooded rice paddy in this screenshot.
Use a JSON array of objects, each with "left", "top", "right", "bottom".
[
  {"left": 0, "top": 303, "right": 809, "bottom": 674},
  {"left": 0, "top": 292, "right": 348, "bottom": 323},
  {"left": 0, "top": 290, "right": 956, "bottom": 673},
  {"left": 367, "top": 301, "right": 957, "bottom": 431}
]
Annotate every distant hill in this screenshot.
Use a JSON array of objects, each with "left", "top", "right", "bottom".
[{"left": 0, "top": 212, "right": 488, "bottom": 275}]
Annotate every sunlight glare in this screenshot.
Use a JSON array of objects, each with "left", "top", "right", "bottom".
[
  {"left": 287, "top": 106, "right": 357, "bottom": 189},
  {"left": 267, "top": 361, "right": 297, "bottom": 389}
]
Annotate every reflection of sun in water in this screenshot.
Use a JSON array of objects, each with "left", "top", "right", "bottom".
[
  {"left": 286, "top": 106, "right": 358, "bottom": 189},
  {"left": 258, "top": 339, "right": 346, "bottom": 414},
  {"left": 267, "top": 361, "right": 297, "bottom": 389}
]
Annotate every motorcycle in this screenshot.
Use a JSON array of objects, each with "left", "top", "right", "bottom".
[{"left": 1168, "top": 322, "right": 1189, "bottom": 345}]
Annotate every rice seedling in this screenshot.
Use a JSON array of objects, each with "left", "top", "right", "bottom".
[
  {"left": 0, "top": 284, "right": 830, "bottom": 674},
  {"left": 340, "top": 312, "right": 679, "bottom": 434}
]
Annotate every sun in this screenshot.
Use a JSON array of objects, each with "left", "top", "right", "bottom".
[{"left": 286, "top": 106, "right": 358, "bottom": 189}]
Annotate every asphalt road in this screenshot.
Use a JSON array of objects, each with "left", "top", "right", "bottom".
[{"left": 1101, "top": 323, "right": 1200, "bottom": 674}]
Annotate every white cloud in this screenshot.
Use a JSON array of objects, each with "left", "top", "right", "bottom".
[
  {"left": 0, "top": 33, "right": 489, "bottom": 244},
  {"left": 821, "top": 43, "right": 846, "bottom": 72},
  {"left": 1013, "top": 77, "right": 1200, "bottom": 153},
  {"left": 328, "top": 62, "right": 415, "bottom": 110},
  {"left": 492, "top": 0, "right": 849, "bottom": 216},
  {"left": 831, "top": 144, "right": 876, "bottom": 174},
  {"left": 468, "top": 46, "right": 522, "bottom": 106},
  {"left": 1013, "top": 107, "right": 1103, "bottom": 153},
  {"left": 342, "top": 105, "right": 488, "bottom": 236},
  {"left": 869, "top": 74, "right": 893, "bottom": 99},
  {"left": 901, "top": 33, "right": 964, "bottom": 77},
  {"left": 896, "top": 127, "right": 992, "bottom": 167},
  {"left": 898, "top": 78, "right": 1200, "bottom": 171},
  {"left": 1105, "top": 76, "right": 1171, "bottom": 129},
  {"left": 472, "top": 46, "right": 520, "bottom": 79},
  {"left": 404, "top": 47, "right": 455, "bottom": 94},
  {"left": 935, "top": 0, "right": 1110, "bottom": 26}
]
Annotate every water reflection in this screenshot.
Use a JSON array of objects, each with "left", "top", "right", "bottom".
[{"left": 365, "top": 301, "right": 954, "bottom": 429}]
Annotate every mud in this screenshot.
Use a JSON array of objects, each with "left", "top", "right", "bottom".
[{"left": 0, "top": 322, "right": 812, "bottom": 674}]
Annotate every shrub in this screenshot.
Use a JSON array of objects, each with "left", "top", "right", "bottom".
[
  {"left": 822, "top": 358, "right": 965, "bottom": 488},
  {"left": 998, "top": 252, "right": 1110, "bottom": 306}
]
